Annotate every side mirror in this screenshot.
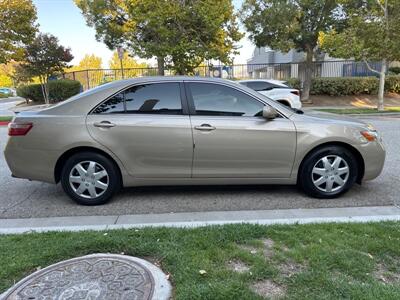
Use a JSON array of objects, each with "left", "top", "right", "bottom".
[{"left": 262, "top": 106, "right": 278, "bottom": 120}]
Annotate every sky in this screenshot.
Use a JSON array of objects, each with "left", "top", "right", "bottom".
[{"left": 32, "top": 0, "right": 255, "bottom": 68}]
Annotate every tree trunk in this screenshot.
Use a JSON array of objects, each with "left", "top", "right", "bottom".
[
  {"left": 301, "top": 48, "right": 314, "bottom": 103},
  {"left": 157, "top": 56, "right": 165, "bottom": 76},
  {"left": 377, "top": 59, "right": 386, "bottom": 111},
  {"left": 39, "top": 77, "right": 49, "bottom": 104}
]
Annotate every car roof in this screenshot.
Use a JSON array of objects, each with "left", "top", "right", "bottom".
[{"left": 102, "top": 76, "right": 238, "bottom": 87}]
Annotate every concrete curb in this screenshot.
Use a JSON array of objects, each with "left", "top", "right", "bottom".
[{"left": 0, "top": 206, "right": 399, "bottom": 234}]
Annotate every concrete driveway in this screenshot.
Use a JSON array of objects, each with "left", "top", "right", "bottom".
[{"left": 0, "top": 116, "right": 399, "bottom": 219}]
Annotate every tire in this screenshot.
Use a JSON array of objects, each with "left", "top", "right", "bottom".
[
  {"left": 60, "top": 151, "right": 121, "bottom": 205},
  {"left": 298, "top": 146, "right": 358, "bottom": 199}
]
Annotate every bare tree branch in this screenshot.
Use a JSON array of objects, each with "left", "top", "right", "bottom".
[
  {"left": 363, "top": 59, "right": 381, "bottom": 75},
  {"left": 375, "top": 0, "right": 385, "bottom": 12}
]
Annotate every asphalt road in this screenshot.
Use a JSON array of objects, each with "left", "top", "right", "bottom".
[
  {"left": 0, "top": 116, "right": 399, "bottom": 219},
  {"left": 0, "top": 97, "right": 23, "bottom": 116}
]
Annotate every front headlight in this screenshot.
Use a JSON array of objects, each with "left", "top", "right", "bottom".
[
  {"left": 360, "top": 130, "right": 378, "bottom": 141},
  {"left": 360, "top": 124, "right": 378, "bottom": 142}
]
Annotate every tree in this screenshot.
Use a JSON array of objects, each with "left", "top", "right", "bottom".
[
  {"left": 74, "top": 0, "right": 242, "bottom": 75},
  {"left": 68, "top": 54, "right": 102, "bottom": 88},
  {"left": 0, "top": 63, "right": 15, "bottom": 87},
  {"left": 69, "top": 54, "right": 102, "bottom": 72},
  {"left": 108, "top": 50, "right": 148, "bottom": 78},
  {"left": 77, "top": 54, "right": 102, "bottom": 70},
  {"left": 320, "top": 0, "right": 400, "bottom": 111},
  {"left": 0, "top": 0, "right": 38, "bottom": 64},
  {"left": 17, "top": 33, "right": 73, "bottom": 104},
  {"left": 109, "top": 51, "right": 146, "bottom": 69},
  {"left": 241, "top": 0, "right": 346, "bottom": 101}
]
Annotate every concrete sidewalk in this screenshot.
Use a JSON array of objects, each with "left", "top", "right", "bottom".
[{"left": 1, "top": 206, "right": 399, "bottom": 234}]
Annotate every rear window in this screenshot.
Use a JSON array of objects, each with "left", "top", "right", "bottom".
[
  {"left": 92, "top": 82, "right": 182, "bottom": 115},
  {"left": 242, "top": 81, "right": 275, "bottom": 91}
]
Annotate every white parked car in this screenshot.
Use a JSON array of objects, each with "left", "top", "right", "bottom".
[{"left": 238, "top": 79, "right": 301, "bottom": 109}]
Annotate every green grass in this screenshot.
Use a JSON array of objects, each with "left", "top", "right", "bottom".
[
  {"left": 0, "top": 115, "right": 13, "bottom": 122},
  {"left": 1, "top": 222, "right": 399, "bottom": 299},
  {"left": 317, "top": 107, "right": 400, "bottom": 114}
]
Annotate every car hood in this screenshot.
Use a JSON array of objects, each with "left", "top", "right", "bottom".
[{"left": 294, "top": 110, "right": 368, "bottom": 127}]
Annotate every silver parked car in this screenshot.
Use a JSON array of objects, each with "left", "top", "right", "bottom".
[{"left": 4, "top": 77, "right": 385, "bottom": 205}]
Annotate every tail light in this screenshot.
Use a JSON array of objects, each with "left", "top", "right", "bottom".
[
  {"left": 291, "top": 90, "right": 300, "bottom": 96},
  {"left": 8, "top": 122, "right": 33, "bottom": 136}
]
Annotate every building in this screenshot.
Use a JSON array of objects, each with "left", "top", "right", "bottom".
[{"left": 246, "top": 47, "right": 379, "bottom": 80}]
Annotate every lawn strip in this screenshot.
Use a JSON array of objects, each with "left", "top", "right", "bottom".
[{"left": 0, "top": 222, "right": 399, "bottom": 299}]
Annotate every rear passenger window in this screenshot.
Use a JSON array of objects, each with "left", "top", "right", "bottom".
[{"left": 92, "top": 83, "right": 182, "bottom": 115}]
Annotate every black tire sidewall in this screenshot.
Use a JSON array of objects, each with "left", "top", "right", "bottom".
[
  {"left": 61, "top": 152, "right": 120, "bottom": 205},
  {"left": 299, "top": 146, "right": 358, "bottom": 199}
]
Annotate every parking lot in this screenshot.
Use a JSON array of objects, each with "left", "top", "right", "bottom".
[{"left": 0, "top": 115, "right": 399, "bottom": 219}]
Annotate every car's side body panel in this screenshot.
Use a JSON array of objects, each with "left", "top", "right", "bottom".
[
  {"left": 189, "top": 116, "right": 296, "bottom": 178},
  {"left": 87, "top": 113, "right": 194, "bottom": 178}
]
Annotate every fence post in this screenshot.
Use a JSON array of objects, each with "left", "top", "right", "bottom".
[
  {"left": 72, "top": 71, "right": 76, "bottom": 81},
  {"left": 86, "top": 70, "right": 90, "bottom": 90}
]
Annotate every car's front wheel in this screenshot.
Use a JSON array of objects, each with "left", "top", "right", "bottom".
[
  {"left": 60, "top": 152, "right": 120, "bottom": 205},
  {"left": 298, "top": 146, "right": 358, "bottom": 198}
]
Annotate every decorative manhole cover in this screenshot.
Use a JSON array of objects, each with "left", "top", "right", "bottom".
[{"left": 2, "top": 254, "right": 171, "bottom": 300}]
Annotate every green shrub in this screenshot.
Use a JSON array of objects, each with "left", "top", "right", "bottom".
[
  {"left": 17, "top": 84, "right": 44, "bottom": 102},
  {"left": 285, "top": 78, "right": 301, "bottom": 90},
  {"left": 389, "top": 67, "right": 400, "bottom": 75},
  {"left": 385, "top": 75, "right": 400, "bottom": 93},
  {"left": 310, "top": 77, "right": 379, "bottom": 96},
  {"left": 0, "top": 92, "right": 7, "bottom": 98},
  {"left": 17, "top": 79, "right": 82, "bottom": 103},
  {"left": 285, "top": 76, "right": 400, "bottom": 96}
]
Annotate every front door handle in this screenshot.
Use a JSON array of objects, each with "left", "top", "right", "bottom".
[
  {"left": 194, "top": 124, "right": 216, "bottom": 131},
  {"left": 94, "top": 121, "right": 116, "bottom": 128}
]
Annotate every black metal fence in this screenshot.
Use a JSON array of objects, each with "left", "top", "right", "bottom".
[{"left": 63, "top": 60, "right": 380, "bottom": 90}]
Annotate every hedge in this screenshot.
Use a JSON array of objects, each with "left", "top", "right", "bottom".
[
  {"left": 389, "top": 67, "right": 400, "bottom": 75},
  {"left": 286, "top": 76, "right": 400, "bottom": 96},
  {"left": 17, "top": 79, "right": 82, "bottom": 103}
]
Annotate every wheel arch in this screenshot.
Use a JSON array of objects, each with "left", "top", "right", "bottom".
[
  {"left": 54, "top": 146, "right": 123, "bottom": 185},
  {"left": 297, "top": 141, "right": 365, "bottom": 184}
]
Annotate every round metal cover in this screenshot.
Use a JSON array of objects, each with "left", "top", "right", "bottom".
[{"left": 3, "top": 254, "right": 171, "bottom": 300}]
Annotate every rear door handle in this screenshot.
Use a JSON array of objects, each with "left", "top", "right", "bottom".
[
  {"left": 194, "top": 124, "right": 216, "bottom": 131},
  {"left": 94, "top": 121, "right": 116, "bottom": 128}
]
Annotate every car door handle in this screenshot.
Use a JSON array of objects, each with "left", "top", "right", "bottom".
[
  {"left": 194, "top": 124, "right": 216, "bottom": 131},
  {"left": 94, "top": 121, "right": 116, "bottom": 128}
]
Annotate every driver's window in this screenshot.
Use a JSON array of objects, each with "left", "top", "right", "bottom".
[{"left": 189, "top": 83, "right": 264, "bottom": 117}]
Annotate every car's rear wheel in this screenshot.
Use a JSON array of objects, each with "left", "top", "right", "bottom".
[
  {"left": 61, "top": 152, "right": 120, "bottom": 205},
  {"left": 298, "top": 146, "right": 358, "bottom": 198}
]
